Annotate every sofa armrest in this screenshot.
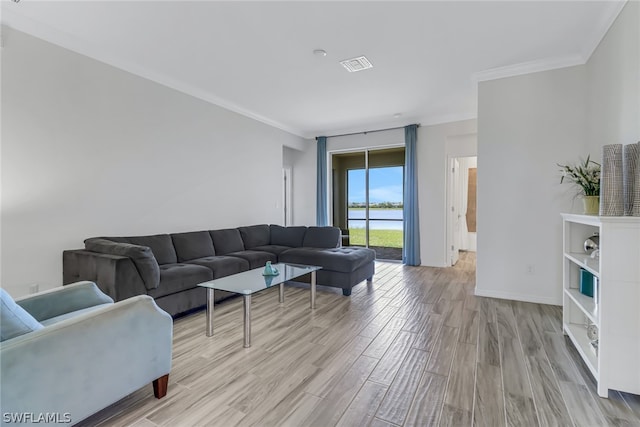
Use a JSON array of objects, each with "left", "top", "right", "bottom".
[
  {"left": 63, "top": 249, "right": 148, "bottom": 301},
  {"left": 16, "top": 281, "right": 114, "bottom": 322},
  {"left": 0, "top": 295, "right": 172, "bottom": 424}
]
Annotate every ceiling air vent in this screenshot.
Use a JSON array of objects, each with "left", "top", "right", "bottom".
[{"left": 340, "top": 56, "right": 373, "bottom": 73}]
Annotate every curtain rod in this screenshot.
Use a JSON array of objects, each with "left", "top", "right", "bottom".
[{"left": 317, "top": 124, "right": 420, "bottom": 140}]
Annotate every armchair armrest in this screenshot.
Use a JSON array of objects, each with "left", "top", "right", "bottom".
[
  {"left": 16, "top": 281, "right": 114, "bottom": 322},
  {"left": 0, "top": 295, "right": 172, "bottom": 424}
]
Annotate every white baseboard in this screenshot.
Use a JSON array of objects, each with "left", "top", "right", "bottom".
[{"left": 474, "top": 288, "right": 561, "bottom": 306}]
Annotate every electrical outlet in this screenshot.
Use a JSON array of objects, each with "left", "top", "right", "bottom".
[
  {"left": 526, "top": 265, "right": 535, "bottom": 275},
  {"left": 29, "top": 284, "right": 39, "bottom": 294}
]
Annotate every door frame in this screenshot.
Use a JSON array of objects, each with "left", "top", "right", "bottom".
[{"left": 328, "top": 144, "right": 404, "bottom": 249}]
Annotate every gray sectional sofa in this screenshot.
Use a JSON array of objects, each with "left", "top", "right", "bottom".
[{"left": 63, "top": 225, "right": 375, "bottom": 316}]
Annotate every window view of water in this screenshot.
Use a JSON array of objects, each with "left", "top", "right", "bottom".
[
  {"left": 347, "top": 165, "right": 404, "bottom": 255},
  {"left": 347, "top": 208, "right": 403, "bottom": 230}
]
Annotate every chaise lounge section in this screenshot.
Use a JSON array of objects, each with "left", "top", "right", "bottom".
[{"left": 63, "top": 224, "right": 375, "bottom": 316}]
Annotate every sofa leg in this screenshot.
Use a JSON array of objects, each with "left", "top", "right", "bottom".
[
  {"left": 153, "top": 374, "right": 169, "bottom": 399},
  {"left": 342, "top": 288, "right": 352, "bottom": 296}
]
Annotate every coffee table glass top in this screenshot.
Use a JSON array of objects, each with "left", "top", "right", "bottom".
[{"left": 197, "top": 263, "right": 322, "bottom": 295}]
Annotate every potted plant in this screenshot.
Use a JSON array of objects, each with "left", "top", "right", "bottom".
[{"left": 558, "top": 155, "right": 601, "bottom": 214}]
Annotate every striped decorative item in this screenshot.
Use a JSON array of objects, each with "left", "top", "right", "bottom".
[
  {"left": 600, "top": 144, "right": 624, "bottom": 216},
  {"left": 624, "top": 143, "right": 639, "bottom": 216},
  {"left": 633, "top": 142, "right": 640, "bottom": 216}
]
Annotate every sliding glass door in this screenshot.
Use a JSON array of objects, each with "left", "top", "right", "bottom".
[{"left": 333, "top": 147, "right": 404, "bottom": 260}]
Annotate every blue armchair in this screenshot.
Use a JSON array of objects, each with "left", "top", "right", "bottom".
[{"left": 0, "top": 281, "right": 172, "bottom": 426}]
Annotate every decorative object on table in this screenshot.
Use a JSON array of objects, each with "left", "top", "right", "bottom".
[
  {"left": 558, "top": 155, "right": 600, "bottom": 214},
  {"left": 590, "top": 338, "right": 599, "bottom": 356},
  {"left": 600, "top": 144, "right": 624, "bottom": 216},
  {"left": 583, "top": 233, "right": 599, "bottom": 255},
  {"left": 262, "top": 261, "right": 279, "bottom": 276},
  {"left": 263, "top": 275, "right": 274, "bottom": 287},
  {"left": 623, "top": 142, "right": 640, "bottom": 216}
]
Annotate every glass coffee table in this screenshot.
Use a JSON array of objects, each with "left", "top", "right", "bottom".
[{"left": 198, "top": 263, "right": 322, "bottom": 348}]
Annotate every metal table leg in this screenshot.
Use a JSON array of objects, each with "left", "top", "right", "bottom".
[
  {"left": 243, "top": 294, "right": 252, "bottom": 348},
  {"left": 206, "top": 288, "right": 215, "bottom": 337},
  {"left": 279, "top": 282, "right": 285, "bottom": 303},
  {"left": 310, "top": 271, "right": 316, "bottom": 309}
]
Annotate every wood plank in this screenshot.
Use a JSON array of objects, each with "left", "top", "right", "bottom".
[
  {"left": 525, "top": 356, "right": 573, "bottom": 427},
  {"left": 558, "top": 382, "right": 607, "bottom": 427},
  {"left": 412, "top": 314, "right": 443, "bottom": 352},
  {"left": 459, "top": 308, "right": 479, "bottom": 344},
  {"left": 368, "top": 330, "right": 417, "bottom": 385},
  {"left": 473, "top": 363, "right": 506, "bottom": 427},
  {"left": 335, "top": 381, "right": 387, "bottom": 427},
  {"left": 302, "top": 355, "right": 379, "bottom": 426},
  {"left": 500, "top": 336, "right": 539, "bottom": 426},
  {"left": 425, "top": 326, "right": 459, "bottom": 376},
  {"left": 404, "top": 372, "right": 448, "bottom": 427},
  {"left": 375, "top": 348, "right": 430, "bottom": 425},
  {"left": 444, "top": 342, "right": 476, "bottom": 413},
  {"left": 362, "top": 317, "right": 406, "bottom": 359}
]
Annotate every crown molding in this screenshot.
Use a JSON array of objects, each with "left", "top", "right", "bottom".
[
  {"left": 1, "top": 9, "right": 306, "bottom": 138},
  {"left": 580, "top": 0, "right": 627, "bottom": 61},
  {"left": 472, "top": 0, "right": 626, "bottom": 83},
  {"left": 472, "top": 55, "right": 586, "bottom": 83}
]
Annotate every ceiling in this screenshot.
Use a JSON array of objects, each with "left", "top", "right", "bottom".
[{"left": 1, "top": 1, "right": 626, "bottom": 138}]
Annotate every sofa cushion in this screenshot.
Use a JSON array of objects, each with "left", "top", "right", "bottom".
[
  {"left": 124, "top": 234, "right": 178, "bottom": 265},
  {"left": 279, "top": 247, "right": 375, "bottom": 273},
  {"left": 210, "top": 228, "right": 245, "bottom": 255},
  {"left": 270, "top": 225, "right": 307, "bottom": 247},
  {"left": 227, "top": 250, "right": 277, "bottom": 269},
  {"left": 302, "top": 227, "right": 341, "bottom": 248},
  {"left": 253, "top": 245, "right": 293, "bottom": 257},
  {"left": 187, "top": 256, "right": 250, "bottom": 279},
  {"left": 171, "top": 231, "right": 216, "bottom": 262},
  {"left": 148, "top": 264, "right": 213, "bottom": 299},
  {"left": 1, "top": 288, "right": 43, "bottom": 341},
  {"left": 85, "top": 238, "right": 160, "bottom": 290},
  {"left": 239, "top": 225, "right": 271, "bottom": 249}
]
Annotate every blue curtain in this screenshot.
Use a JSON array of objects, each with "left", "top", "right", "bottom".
[
  {"left": 316, "top": 136, "right": 328, "bottom": 226},
  {"left": 403, "top": 125, "right": 421, "bottom": 266}
]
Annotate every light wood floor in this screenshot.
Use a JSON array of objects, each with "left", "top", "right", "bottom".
[{"left": 79, "top": 253, "right": 640, "bottom": 426}]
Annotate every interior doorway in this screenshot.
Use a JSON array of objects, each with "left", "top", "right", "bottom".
[
  {"left": 447, "top": 156, "right": 477, "bottom": 266},
  {"left": 331, "top": 147, "right": 405, "bottom": 260}
]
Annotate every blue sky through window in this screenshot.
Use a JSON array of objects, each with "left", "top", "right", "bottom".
[{"left": 348, "top": 166, "right": 403, "bottom": 203}]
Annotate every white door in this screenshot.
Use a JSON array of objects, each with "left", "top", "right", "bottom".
[{"left": 450, "top": 159, "right": 461, "bottom": 265}]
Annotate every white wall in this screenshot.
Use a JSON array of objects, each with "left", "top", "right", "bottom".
[
  {"left": 477, "top": 66, "right": 587, "bottom": 305},
  {"left": 476, "top": 0, "right": 639, "bottom": 305},
  {"left": 1, "top": 27, "right": 305, "bottom": 297},
  {"left": 586, "top": 0, "right": 639, "bottom": 156}
]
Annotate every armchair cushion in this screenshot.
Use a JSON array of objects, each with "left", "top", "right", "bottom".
[
  {"left": 0, "top": 288, "right": 43, "bottom": 342},
  {"left": 85, "top": 239, "right": 160, "bottom": 290}
]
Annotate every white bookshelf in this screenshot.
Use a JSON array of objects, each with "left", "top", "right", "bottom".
[{"left": 562, "top": 213, "right": 640, "bottom": 397}]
